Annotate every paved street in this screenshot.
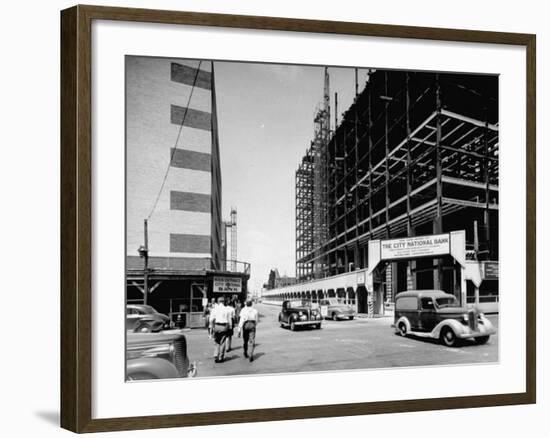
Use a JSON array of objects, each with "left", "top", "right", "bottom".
[{"left": 185, "top": 303, "right": 498, "bottom": 378}]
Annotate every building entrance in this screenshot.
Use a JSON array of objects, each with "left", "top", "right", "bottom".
[{"left": 366, "top": 231, "right": 467, "bottom": 314}]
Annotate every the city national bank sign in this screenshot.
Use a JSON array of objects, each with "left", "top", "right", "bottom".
[
  {"left": 367, "top": 231, "right": 466, "bottom": 301},
  {"left": 380, "top": 233, "right": 451, "bottom": 261}
]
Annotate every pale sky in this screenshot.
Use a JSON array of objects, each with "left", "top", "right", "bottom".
[{"left": 214, "top": 61, "right": 370, "bottom": 292}]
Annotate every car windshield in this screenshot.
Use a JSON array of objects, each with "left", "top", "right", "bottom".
[
  {"left": 435, "top": 297, "right": 460, "bottom": 308},
  {"left": 139, "top": 305, "right": 158, "bottom": 314},
  {"left": 326, "top": 298, "right": 339, "bottom": 305}
]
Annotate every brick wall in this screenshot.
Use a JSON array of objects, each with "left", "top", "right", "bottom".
[{"left": 126, "top": 57, "right": 222, "bottom": 270}]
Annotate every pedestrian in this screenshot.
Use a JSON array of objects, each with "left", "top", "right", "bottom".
[
  {"left": 238, "top": 299, "right": 259, "bottom": 362},
  {"left": 234, "top": 298, "right": 242, "bottom": 322},
  {"left": 203, "top": 298, "right": 216, "bottom": 337},
  {"left": 225, "top": 298, "right": 236, "bottom": 352},
  {"left": 209, "top": 296, "right": 233, "bottom": 363}
]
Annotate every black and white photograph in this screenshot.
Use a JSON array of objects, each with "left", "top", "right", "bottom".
[
  {"left": 125, "top": 56, "right": 499, "bottom": 380},
  {"left": 2, "top": 0, "right": 544, "bottom": 435}
]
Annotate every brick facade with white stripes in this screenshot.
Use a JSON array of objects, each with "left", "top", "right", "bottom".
[{"left": 126, "top": 56, "right": 222, "bottom": 271}]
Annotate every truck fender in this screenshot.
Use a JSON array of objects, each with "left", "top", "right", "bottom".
[
  {"left": 479, "top": 315, "right": 495, "bottom": 332},
  {"left": 395, "top": 316, "right": 411, "bottom": 334},
  {"left": 126, "top": 357, "right": 180, "bottom": 380},
  {"left": 431, "top": 319, "right": 466, "bottom": 339}
]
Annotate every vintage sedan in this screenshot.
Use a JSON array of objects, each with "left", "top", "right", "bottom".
[
  {"left": 126, "top": 304, "right": 173, "bottom": 333},
  {"left": 278, "top": 299, "right": 322, "bottom": 330},
  {"left": 319, "top": 298, "right": 356, "bottom": 320},
  {"left": 126, "top": 331, "right": 197, "bottom": 380},
  {"left": 393, "top": 290, "right": 496, "bottom": 347}
]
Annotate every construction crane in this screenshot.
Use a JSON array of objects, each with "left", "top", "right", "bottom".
[
  {"left": 312, "top": 67, "right": 330, "bottom": 278},
  {"left": 223, "top": 207, "right": 238, "bottom": 272},
  {"left": 230, "top": 207, "right": 237, "bottom": 272}
]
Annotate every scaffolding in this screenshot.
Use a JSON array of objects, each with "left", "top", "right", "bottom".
[
  {"left": 296, "top": 68, "right": 331, "bottom": 281},
  {"left": 222, "top": 207, "right": 238, "bottom": 272},
  {"left": 230, "top": 207, "right": 237, "bottom": 272},
  {"left": 296, "top": 69, "right": 499, "bottom": 282}
]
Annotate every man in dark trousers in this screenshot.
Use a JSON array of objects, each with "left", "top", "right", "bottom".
[
  {"left": 209, "top": 296, "right": 233, "bottom": 363},
  {"left": 238, "top": 299, "right": 259, "bottom": 362}
]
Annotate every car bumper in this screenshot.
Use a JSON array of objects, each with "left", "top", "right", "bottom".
[
  {"left": 334, "top": 314, "right": 355, "bottom": 320},
  {"left": 456, "top": 322, "right": 496, "bottom": 339},
  {"left": 292, "top": 320, "right": 321, "bottom": 326}
]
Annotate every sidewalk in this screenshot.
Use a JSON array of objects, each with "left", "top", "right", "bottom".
[{"left": 356, "top": 312, "right": 394, "bottom": 320}]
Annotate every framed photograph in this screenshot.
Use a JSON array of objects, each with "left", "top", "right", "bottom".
[{"left": 60, "top": 4, "right": 536, "bottom": 433}]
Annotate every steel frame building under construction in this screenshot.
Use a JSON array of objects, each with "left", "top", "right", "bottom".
[{"left": 292, "top": 68, "right": 499, "bottom": 313}]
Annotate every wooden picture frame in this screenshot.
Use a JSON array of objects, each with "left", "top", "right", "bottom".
[{"left": 60, "top": 4, "right": 536, "bottom": 433}]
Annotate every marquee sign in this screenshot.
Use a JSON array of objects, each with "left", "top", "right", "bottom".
[
  {"left": 380, "top": 233, "right": 451, "bottom": 260},
  {"left": 212, "top": 276, "right": 242, "bottom": 293}
]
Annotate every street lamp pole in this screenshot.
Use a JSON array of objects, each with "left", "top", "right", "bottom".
[{"left": 138, "top": 219, "right": 149, "bottom": 305}]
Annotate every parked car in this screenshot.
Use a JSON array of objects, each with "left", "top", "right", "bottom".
[
  {"left": 319, "top": 298, "right": 356, "bottom": 320},
  {"left": 278, "top": 299, "right": 322, "bottom": 330},
  {"left": 126, "top": 331, "right": 197, "bottom": 380},
  {"left": 393, "top": 290, "right": 496, "bottom": 347},
  {"left": 126, "top": 304, "right": 173, "bottom": 333}
]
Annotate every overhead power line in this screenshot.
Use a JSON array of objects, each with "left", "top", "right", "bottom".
[{"left": 146, "top": 60, "right": 204, "bottom": 220}]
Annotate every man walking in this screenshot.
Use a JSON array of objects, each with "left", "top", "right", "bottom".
[
  {"left": 225, "top": 300, "right": 236, "bottom": 352},
  {"left": 209, "top": 296, "right": 233, "bottom": 363},
  {"left": 238, "top": 299, "right": 259, "bottom": 362}
]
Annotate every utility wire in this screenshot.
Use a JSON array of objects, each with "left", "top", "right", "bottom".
[{"left": 146, "top": 60, "right": 203, "bottom": 220}]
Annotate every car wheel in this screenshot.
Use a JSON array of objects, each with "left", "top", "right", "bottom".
[
  {"left": 135, "top": 323, "right": 152, "bottom": 333},
  {"left": 315, "top": 324, "right": 321, "bottom": 329},
  {"left": 127, "top": 372, "right": 156, "bottom": 381},
  {"left": 474, "top": 336, "right": 490, "bottom": 345},
  {"left": 441, "top": 327, "right": 458, "bottom": 347},
  {"left": 349, "top": 316, "right": 354, "bottom": 321},
  {"left": 290, "top": 320, "right": 297, "bottom": 331},
  {"left": 398, "top": 321, "right": 407, "bottom": 337}
]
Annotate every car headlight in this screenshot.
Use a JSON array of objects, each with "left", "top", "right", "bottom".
[
  {"left": 462, "top": 314, "right": 469, "bottom": 324},
  {"left": 298, "top": 311, "right": 303, "bottom": 316}
]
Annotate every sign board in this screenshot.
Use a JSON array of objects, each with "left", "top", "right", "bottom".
[
  {"left": 356, "top": 271, "right": 366, "bottom": 285},
  {"left": 380, "top": 233, "right": 450, "bottom": 261},
  {"left": 212, "top": 276, "right": 242, "bottom": 293},
  {"left": 483, "top": 262, "right": 499, "bottom": 280}
]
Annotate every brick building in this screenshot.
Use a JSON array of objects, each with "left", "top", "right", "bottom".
[{"left": 125, "top": 57, "right": 248, "bottom": 327}]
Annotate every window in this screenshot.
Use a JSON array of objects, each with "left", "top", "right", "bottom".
[
  {"left": 396, "top": 296, "right": 417, "bottom": 310},
  {"left": 421, "top": 297, "right": 435, "bottom": 310}
]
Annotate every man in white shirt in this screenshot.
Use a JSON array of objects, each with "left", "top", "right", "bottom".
[
  {"left": 238, "top": 300, "right": 259, "bottom": 362},
  {"left": 209, "top": 296, "right": 233, "bottom": 363}
]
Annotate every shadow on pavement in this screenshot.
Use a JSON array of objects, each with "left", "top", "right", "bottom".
[
  {"left": 398, "top": 332, "right": 494, "bottom": 348},
  {"left": 250, "top": 352, "right": 265, "bottom": 361}
]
